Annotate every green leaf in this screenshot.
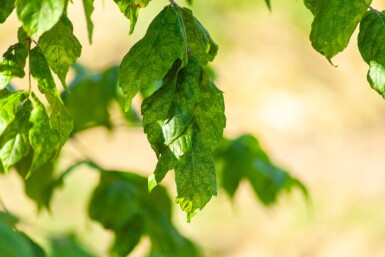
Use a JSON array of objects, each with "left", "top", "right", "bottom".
[
  {"left": 16, "top": 0, "right": 65, "bottom": 39},
  {"left": 82, "top": 0, "right": 94, "bottom": 43},
  {"left": 0, "top": 90, "right": 29, "bottom": 137},
  {"left": 358, "top": 11, "right": 385, "bottom": 98},
  {"left": 88, "top": 169, "right": 200, "bottom": 257},
  {"left": 304, "top": 0, "right": 370, "bottom": 60},
  {"left": 29, "top": 94, "right": 60, "bottom": 172},
  {"left": 216, "top": 135, "right": 307, "bottom": 205},
  {"left": 0, "top": 28, "right": 29, "bottom": 89},
  {"left": 0, "top": 99, "right": 32, "bottom": 172},
  {"left": 113, "top": 0, "right": 151, "bottom": 34},
  {"left": 61, "top": 66, "right": 115, "bottom": 133},
  {"left": 0, "top": 220, "right": 34, "bottom": 257},
  {"left": 21, "top": 232, "right": 47, "bottom": 257},
  {"left": 0, "top": 0, "right": 15, "bottom": 23},
  {"left": 16, "top": 152, "right": 58, "bottom": 210},
  {"left": 0, "top": 211, "right": 19, "bottom": 227},
  {"left": 49, "top": 234, "right": 97, "bottom": 257},
  {"left": 264, "top": 0, "right": 271, "bottom": 10},
  {"left": 38, "top": 15, "right": 82, "bottom": 88},
  {"left": 180, "top": 8, "right": 218, "bottom": 65},
  {"left": 119, "top": 5, "right": 188, "bottom": 109},
  {"left": 142, "top": 57, "right": 225, "bottom": 221},
  {"left": 29, "top": 46, "right": 73, "bottom": 145}
]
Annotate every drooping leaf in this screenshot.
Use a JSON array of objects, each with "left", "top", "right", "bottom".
[
  {"left": 180, "top": 8, "right": 218, "bottom": 65},
  {"left": 142, "top": 57, "right": 225, "bottom": 220},
  {"left": 358, "top": 11, "right": 385, "bottom": 98},
  {"left": 28, "top": 46, "right": 73, "bottom": 145},
  {"left": 16, "top": 0, "right": 65, "bottom": 39},
  {"left": 113, "top": 0, "right": 151, "bottom": 34},
  {"left": 216, "top": 135, "right": 307, "bottom": 205},
  {"left": 49, "top": 234, "right": 97, "bottom": 257},
  {"left": 304, "top": 0, "right": 370, "bottom": 60},
  {"left": 38, "top": 15, "right": 82, "bottom": 88},
  {"left": 0, "top": 28, "right": 29, "bottom": 89},
  {"left": 88, "top": 168, "right": 200, "bottom": 257},
  {"left": 0, "top": 99, "right": 32, "bottom": 172},
  {"left": 82, "top": 0, "right": 94, "bottom": 43},
  {"left": 29, "top": 94, "right": 60, "bottom": 172},
  {"left": 119, "top": 5, "right": 188, "bottom": 109},
  {"left": 0, "top": 220, "right": 34, "bottom": 257},
  {"left": 16, "top": 152, "right": 58, "bottom": 210},
  {"left": 0, "top": 0, "right": 15, "bottom": 23}
]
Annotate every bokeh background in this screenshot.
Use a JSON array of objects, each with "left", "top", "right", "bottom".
[{"left": 2, "top": 0, "right": 385, "bottom": 256}]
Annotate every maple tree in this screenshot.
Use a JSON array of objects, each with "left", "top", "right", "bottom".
[{"left": 1, "top": 0, "right": 383, "bottom": 256}]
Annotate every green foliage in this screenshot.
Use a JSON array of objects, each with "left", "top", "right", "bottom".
[{"left": 0, "top": 0, "right": 312, "bottom": 256}]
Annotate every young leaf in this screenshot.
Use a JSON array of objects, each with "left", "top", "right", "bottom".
[
  {"left": 180, "top": 8, "right": 218, "bottom": 65},
  {"left": 16, "top": 0, "right": 65, "bottom": 39},
  {"left": 142, "top": 57, "right": 225, "bottom": 220},
  {"left": 358, "top": 11, "right": 385, "bottom": 98},
  {"left": 0, "top": 99, "right": 32, "bottom": 172},
  {"left": 82, "top": 0, "right": 94, "bottom": 43},
  {"left": 0, "top": 28, "right": 29, "bottom": 89},
  {"left": 119, "top": 5, "right": 188, "bottom": 109},
  {"left": 113, "top": 0, "right": 151, "bottom": 34},
  {"left": 0, "top": 0, "right": 15, "bottom": 24},
  {"left": 304, "top": 0, "right": 370, "bottom": 60},
  {"left": 38, "top": 15, "right": 82, "bottom": 89}
]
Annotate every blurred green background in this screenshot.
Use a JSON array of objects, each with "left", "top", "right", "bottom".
[{"left": 2, "top": 0, "right": 385, "bottom": 256}]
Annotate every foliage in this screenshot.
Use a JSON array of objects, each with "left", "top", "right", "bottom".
[{"left": 7, "top": 0, "right": 385, "bottom": 255}]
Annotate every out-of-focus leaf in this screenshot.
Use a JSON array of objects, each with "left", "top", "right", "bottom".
[
  {"left": 16, "top": 153, "right": 57, "bottom": 210},
  {"left": 0, "top": 211, "right": 19, "bottom": 227},
  {"left": 88, "top": 167, "right": 200, "bottom": 257},
  {"left": 82, "top": 0, "right": 94, "bottom": 43},
  {"left": 0, "top": 0, "right": 15, "bottom": 23},
  {"left": 0, "top": 220, "right": 34, "bottom": 257},
  {"left": 49, "top": 234, "right": 97, "bottom": 257},
  {"left": 216, "top": 135, "right": 307, "bottom": 205},
  {"left": 21, "top": 233, "right": 47, "bottom": 257}
]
